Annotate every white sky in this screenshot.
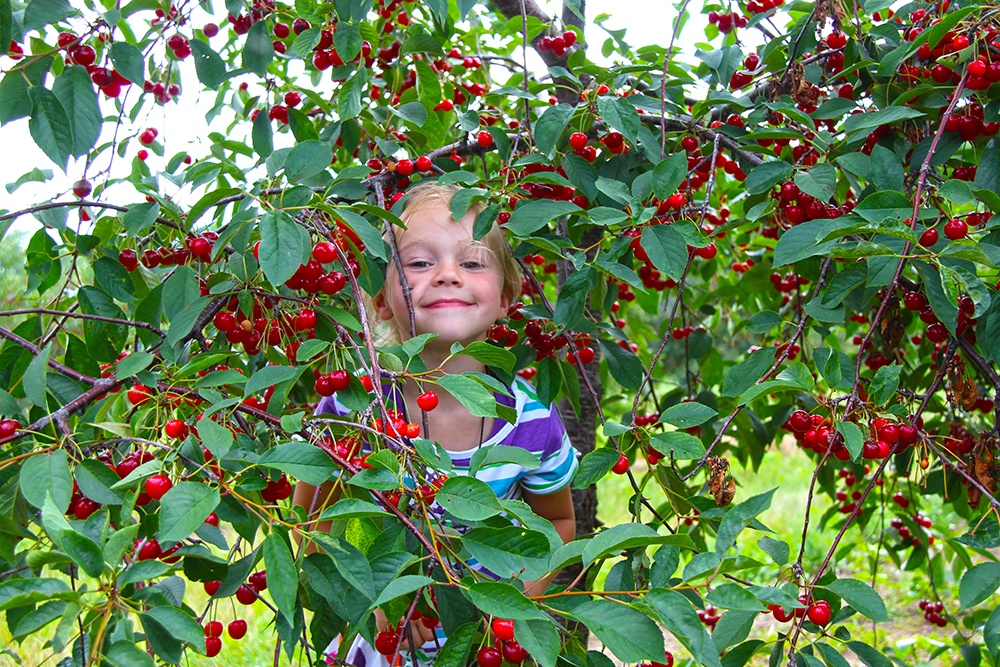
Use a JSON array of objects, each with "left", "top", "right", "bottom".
[{"left": 0, "top": 1, "right": 707, "bottom": 234}]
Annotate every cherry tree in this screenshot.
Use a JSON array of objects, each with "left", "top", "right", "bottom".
[{"left": 1, "top": 0, "right": 1000, "bottom": 665}]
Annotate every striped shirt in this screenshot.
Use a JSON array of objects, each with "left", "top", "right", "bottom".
[{"left": 315, "top": 375, "right": 579, "bottom": 500}]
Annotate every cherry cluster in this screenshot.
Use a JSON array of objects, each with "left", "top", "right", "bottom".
[
  {"left": 536, "top": 29, "right": 578, "bottom": 56},
  {"left": 768, "top": 595, "right": 832, "bottom": 626},
  {"left": 203, "top": 617, "right": 249, "bottom": 658},
  {"left": 707, "top": 11, "right": 748, "bottom": 33},
  {"left": 918, "top": 599, "right": 948, "bottom": 627}
]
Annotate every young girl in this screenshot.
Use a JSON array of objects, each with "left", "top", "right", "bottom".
[{"left": 292, "top": 183, "right": 579, "bottom": 666}]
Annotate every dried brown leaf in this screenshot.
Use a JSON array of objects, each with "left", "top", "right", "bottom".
[{"left": 708, "top": 456, "right": 736, "bottom": 507}]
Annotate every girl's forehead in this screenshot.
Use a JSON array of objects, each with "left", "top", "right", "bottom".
[{"left": 398, "top": 205, "right": 475, "bottom": 241}]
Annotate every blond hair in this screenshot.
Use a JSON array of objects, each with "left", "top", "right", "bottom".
[{"left": 368, "top": 182, "right": 522, "bottom": 344}]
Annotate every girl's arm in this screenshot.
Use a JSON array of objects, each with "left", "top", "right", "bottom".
[
  {"left": 520, "top": 486, "right": 576, "bottom": 597},
  {"left": 291, "top": 480, "right": 339, "bottom": 555}
]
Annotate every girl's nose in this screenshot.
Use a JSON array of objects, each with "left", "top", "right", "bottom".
[{"left": 433, "top": 261, "right": 462, "bottom": 285}]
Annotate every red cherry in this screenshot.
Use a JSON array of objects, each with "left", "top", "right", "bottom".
[
  {"left": 119, "top": 249, "right": 139, "bottom": 271},
  {"left": 145, "top": 474, "right": 173, "bottom": 500},
  {"left": 477, "top": 647, "right": 503, "bottom": 667},
  {"left": 228, "top": 619, "right": 248, "bottom": 639},
  {"left": 72, "top": 178, "right": 92, "bottom": 198},
  {"left": 236, "top": 585, "right": 257, "bottom": 605},
  {"left": 416, "top": 391, "right": 439, "bottom": 411},
  {"left": 72, "top": 497, "right": 100, "bottom": 520},
  {"left": 205, "top": 620, "right": 223, "bottom": 637},
  {"left": 477, "top": 131, "right": 494, "bottom": 148},
  {"left": 374, "top": 630, "right": 400, "bottom": 656},
  {"left": 612, "top": 454, "right": 630, "bottom": 474},
  {"left": 569, "top": 132, "right": 588, "bottom": 149},
  {"left": 502, "top": 640, "right": 527, "bottom": 664},
  {"left": 918, "top": 228, "right": 939, "bottom": 247},
  {"left": 297, "top": 308, "right": 318, "bottom": 331},
  {"left": 204, "top": 580, "right": 221, "bottom": 596},
  {"left": 395, "top": 158, "right": 414, "bottom": 176},
  {"left": 127, "top": 384, "right": 152, "bottom": 406},
  {"left": 492, "top": 618, "right": 515, "bottom": 642},
  {"left": 204, "top": 512, "right": 219, "bottom": 526},
  {"left": 164, "top": 419, "right": 189, "bottom": 439},
  {"left": 136, "top": 538, "right": 161, "bottom": 561},
  {"left": 0, "top": 418, "right": 21, "bottom": 441},
  {"left": 416, "top": 155, "right": 433, "bottom": 172},
  {"left": 249, "top": 570, "right": 268, "bottom": 591},
  {"left": 807, "top": 601, "right": 832, "bottom": 626},
  {"left": 313, "top": 241, "right": 337, "bottom": 264},
  {"left": 205, "top": 636, "right": 222, "bottom": 657},
  {"left": 943, "top": 219, "right": 968, "bottom": 240}
]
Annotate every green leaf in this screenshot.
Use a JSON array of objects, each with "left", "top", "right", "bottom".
[
  {"left": 284, "top": 140, "right": 332, "bottom": 183},
  {"left": 141, "top": 606, "right": 205, "bottom": 650},
  {"left": 0, "top": 0, "right": 11, "bottom": 56},
  {"left": 0, "top": 56, "right": 51, "bottom": 124},
  {"left": 28, "top": 87, "right": 73, "bottom": 170},
  {"left": 794, "top": 164, "right": 837, "bottom": 201},
  {"left": 845, "top": 641, "right": 893, "bottom": 667},
  {"left": 573, "top": 448, "right": 621, "bottom": 489},
  {"left": 196, "top": 416, "right": 233, "bottom": 459},
  {"left": 463, "top": 527, "right": 551, "bottom": 581},
  {"left": 868, "top": 363, "right": 901, "bottom": 406},
  {"left": 23, "top": 343, "right": 49, "bottom": 407},
  {"left": 824, "top": 578, "right": 889, "bottom": 622},
  {"left": 452, "top": 341, "right": 516, "bottom": 373},
  {"left": 242, "top": 20, "right": 273, "bottom": 74},
  {"left": 264, "top": 533, "right": 298, "bottom": 620},
  {"left": 843, "top": 107, "right": 923, "bottom": 135},
  {"left": 52, "top": 66, "right": 100, "bottom": 158},
  {"left": 333, "top": 20, "right": 362, "bottom": 61},
  {"left": 108, "top": 42, "right": 145, "bottom": 86},
  {"left": 186, "top": 187, "right": 241, "bottom": 227},
  {"left": 641, "top": 224, "right": 688, "bottom": 281},
  {"left": 338, "top": 67, "right": 367, "bottom": 119},
  {"left": 596, "top": 339, "right": 644, "bottom": 390},
  {"left": 773, "top": 218, "right": 845, "bottom": 267},
  {"left": 189, "top": 39, "right": 227, "bottom": 88},
  {"left": 469, "top": 444, "right": 541, "bottom": 477},
  {"left": 437, "top": 374, "right": 506, "bottom": 419},
  {"left": 373, "top": 574, "right": 435, "bottom": 607},
  {"left": 837, "top": 421, "right": 864, "bottom": 462},
  {"left": 104, "top": 640, "right": 156, "bottom": 667},
  {"left": 505, "top": 199, "right": 581, "bottom": 236},
  {"left": 259, "top": 210, "right": 311, "bottom": 287},
  {"left": 758, "top": 536, "right": 789, "bottom": 565},
  {"left": 985, "top": 605, "right": 1000, "bottom": 664},
  {"left": 870, "top": 145, "right": 905, "bottom": 192},
  {"left": 22, "top": 0, "right": 76, "bottom": 31},
  {"left": 650, "top": 431, "right": 706, "bottom": 459},
  {"left": 259, "top": 442, "right": 337, "bottom": 486},
  {"left": 6, "top": 167, "right": 53, "bottom": 194},
  {"left": 583, "top": 523, "right": 685, "bottom": 566},
  {"left": 515, "top": 618, "right": 561, "bottom": 667},
  {"left": 596, "top": 96, "right": 641, "bottom": 146},
  {"left": 716, "top": 489, "right": 775, "bottom": 555},
  {"left": 60, "top": 530, "right": 105, "bottom": 578},
  {"left": 651, "top": 152, "right": 689, "bottom": 200},
  {"left": 434, "top": 622, "right": 477, "bottom": 667},
  {"left": 463, "top": 582, "right": 547, "bottom": 620},
  {"left": 644, "top": 588, "right": 723, "bottom": 667},
  {"left": 659, "top": 402, "right": 717, "bottom": 428},
  {"left": 534, "top": 103, "right": 576, "bottom": 159},
  {"left": 721, "top": 348, "right": 772, "bottom": 397},
  {"left": 158, "top": 482, "right": 220, "bottom": 544},
  {"left": 853, "top": 190, "right": 912, "bottom": 223},
  {"left": 245, "top": 364, "right": 302, "bottom": 397},
  {"left": 572, "top": 600, "right": 665, "bottom": 662},
  {"left": 745, "top": 161, "right": 793, "bottom": 195},
  {"left": 318, "top": 499, "right": 388, "bottom": 522},
  {"left": 435, "top": 477, "right": 503, "bottom": 521},
  {"left": 960, "top": 562, "right": 1000, "bottom": 609},
  {"left": 0, "top": 578, "right": 73, "bottom": 612},
  {"left": 20, "top": 450, "right": 72, "bottom": 512},
  {"left": 706, "top": 583, "right": 768, "bottom": 611},
  {"left": 75, "top": 459, "right": 124, "bottom": 505}
]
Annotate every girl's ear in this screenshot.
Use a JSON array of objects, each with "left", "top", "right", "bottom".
[{"left": 373, "top": 291, "right": 394, "bottom": 321}]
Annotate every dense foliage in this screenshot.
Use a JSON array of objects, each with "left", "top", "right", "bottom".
[{"left": 2, "top": 0, "right": 1000, "bottom": 665}]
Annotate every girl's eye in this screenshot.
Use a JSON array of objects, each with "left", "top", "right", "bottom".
[
  {"left": 407, "top": 260, "right": 430, "bottom": 268},
  {"left": 462, "top": 261, "right": 483, "bottom": 269}
]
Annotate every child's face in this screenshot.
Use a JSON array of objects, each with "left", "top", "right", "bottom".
[{"left": 375, "top": 202, "right": 510, "bottom": 349}]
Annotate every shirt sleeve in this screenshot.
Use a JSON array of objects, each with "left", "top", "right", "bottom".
[{"left": 519, "top": 404, "right": 579, "bottom": 495}]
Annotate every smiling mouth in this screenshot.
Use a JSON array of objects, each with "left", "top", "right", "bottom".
[{"left": 425, "top": 299, "right": 473, "bottom": 308}]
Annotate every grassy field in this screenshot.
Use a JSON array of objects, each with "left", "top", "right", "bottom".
[{"left": 0, "top": 447, "right": 968, "bottom": 667}]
